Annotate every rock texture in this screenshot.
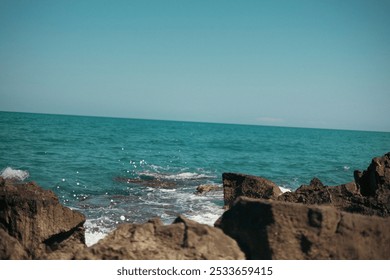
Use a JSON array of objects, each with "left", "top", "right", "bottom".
[
  {"left": 195, "top": 184, "right": 222, "bottom": 195},
  {"left": 216, "top": 197, "right": 390, "bottom": 260},
  {"left": 354, "top": 152, "right": 390, "bottom": 216},
  {"left": 76, "top": 216, "right": 245, "bottom": 260},
  {"left": 276, "top": 178, "right": 379, "bottom": 214},
  {"left": 223, "top": 173, "right": 282, "bottom": 208},
  {"left": 0, "top": 228, "right": 28, "bottom": 260},
  {"left": 0, "top": 177, "right": 86, "bottom": 259}
]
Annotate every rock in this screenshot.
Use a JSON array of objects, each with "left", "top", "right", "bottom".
[
  {"left": 0, "top": 178, "right": 86, "bottom": 259},
  {"left": 222, "top": 173, "right": 282, "bottom": 208},
  {"left": 0, "top": 228, "right": 28, "bottom": 260},
  {"left": 354, "top": 152, "right": 390, "bottom": 216},
  {"left": 195, "top": 184, "right": 222, "bottom": 195},
  {"left": 278, "top": 178, "right": 357, "bottom": 205},
  {"left": 76, "top": 216, "right": 245, "bottom": 260},
  {"left": 354, "top": 152, "right": 390, "bottom": 196},
  {"left": 278, "top": 178, "right": 389, "bottom": 217},
  {"left": 215, "top": 197, "right": 390, "bottom": 260}
]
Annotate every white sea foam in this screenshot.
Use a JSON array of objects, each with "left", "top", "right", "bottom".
[
  {"left": 165, "top": 172, "right": 212, "bottom": 180},
  {"left": 138, "top": 171, "right": 214, "bottom": 181},
  {"left": 186, "top": 210, "right": 224, "bottom": 226},
  {"left": 279, "top": 186, "right": 291, "bottom": 193},
  {"left": 0, "top": 167, "right": 29, "bottom": 181},
  {"left": 84, "top": 219, "right": 111, "bottom": 246}
]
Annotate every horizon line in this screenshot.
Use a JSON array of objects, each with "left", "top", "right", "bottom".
[{"left": 1, "top": 109, "right": 389, "bottom": 134}]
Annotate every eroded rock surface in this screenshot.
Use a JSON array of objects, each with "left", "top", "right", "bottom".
[
  {"left": 76, "top": 216, "right": 245, "bottom": 260},
  {"left": 216, "top": 197, "right": 390, "bottom": 260},
  {"left": 0, "top": 177, "right": 86, "bottom": 259}
]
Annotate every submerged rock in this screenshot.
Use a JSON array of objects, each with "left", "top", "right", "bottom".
[
  {"left": 0, "top": 177, "right": 86, "bottom": 259},
  {"left": 222, "top": 173, "right": 282, "bottom": 208},
  {"left": 76, "top": 216, "right": 245, "bottom": 260},
  {"left": 216, "top": 197, "right": 390, "bottom": 260},
  {"left": 195, "top": 184, "right": 222, "bottom": 195}
]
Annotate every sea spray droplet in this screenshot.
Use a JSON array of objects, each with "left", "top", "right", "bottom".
[{"left": 120, "top": 215, "right": 125, "bottom": 221}]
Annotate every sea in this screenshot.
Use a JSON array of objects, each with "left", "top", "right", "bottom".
[{"left": 1, "top": 111, "right": 389, "bottom": 245}]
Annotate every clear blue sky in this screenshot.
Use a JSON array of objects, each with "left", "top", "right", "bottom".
[{"left": 1, "top": 0, "right": 389, "bottom": 131}]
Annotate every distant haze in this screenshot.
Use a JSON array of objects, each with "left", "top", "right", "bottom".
[{"left": 1, "top": 0, "right": 389, "bottom": 132}]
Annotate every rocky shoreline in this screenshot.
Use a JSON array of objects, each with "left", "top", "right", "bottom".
[{"left": 1, "top": 153, "right": 389, "bottom": 259}]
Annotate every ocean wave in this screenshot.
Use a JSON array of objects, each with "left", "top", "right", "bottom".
[
  {"left": 164, "top": 172, "right": 215, "bottom": 180},
  {"left": 138, "top": 171, "right": 215, "bottom": 181},
  {"left": 0, "top": 167, "right": 29, "bottom": 181}
]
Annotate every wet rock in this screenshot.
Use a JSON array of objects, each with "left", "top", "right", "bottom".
[
  {"left": 0, "top": 178, "right": 86, "bottom": 259},
  {"left": 222, "top": 173, "right": 282, "bottom": 209},
  {"left": 76, "top": 216, "right": 245, "bottom": 260},
  {"left": 215, "top": 197, "right": 390, "bottom": 260},
  {"left": 195, "top": 184, "right": 222, "bottom": 195}
]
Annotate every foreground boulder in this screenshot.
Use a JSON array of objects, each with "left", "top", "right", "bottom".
[
  {"left": 216, "top": 197, "right": 390, "bottom": 260},
  {"left": 0, "top": 177, "right": 86, "bottom": 259},
  {"left": 76, "top": 216, "right": 245, "bottom": 260},
  {"left": 223, "top": 173, "right": 282, "bottom": 208}
]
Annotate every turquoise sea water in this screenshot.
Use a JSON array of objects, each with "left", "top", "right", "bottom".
[{"left": 1, "top": 111, "right": 389, "bottom": 244}]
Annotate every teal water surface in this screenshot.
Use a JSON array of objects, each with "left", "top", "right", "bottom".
[{"left": 1, "top": 111, "right": 389, "bottom": 244}]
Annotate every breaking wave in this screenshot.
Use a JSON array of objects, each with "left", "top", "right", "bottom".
[{"left": 0, "top": 167, "right": 29, "bottom": 181}]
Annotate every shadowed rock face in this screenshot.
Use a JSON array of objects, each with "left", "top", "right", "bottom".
[
  {"left": 75, "top": 216, "right": 245, "bottom": 260},
  {"left": 222, "top": 173, "right": 282, "bottom": 208},
  {"left": 0, "top": 177, "right": 86, "bottom": 259},
  {"left": 354, "top": 152, "right": 390, "bottom": 215},
  {"left": 215, "top": 197, "right": 390, "bottom": 260}
]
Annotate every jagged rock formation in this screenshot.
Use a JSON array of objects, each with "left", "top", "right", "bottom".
[
  {"left": 222, "top": 173, "right": 282, "bottom": 208},
  {"left": 75, "top": 216, "right": 245, "bottom": 260}
]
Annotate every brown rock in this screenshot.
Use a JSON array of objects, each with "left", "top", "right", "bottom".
[
  {"left": 222, "top": 173, "right": 282, "bottom": 208},
  {"left": 0, "top": 178, "right": 86, "bottom": 259},
  {"left": 0, "top": 228, "right": 28, "bottom": 260},
  {"left": 76, "top": 216, "right": 245, "bottom": 260},
  {"left": 195, "top": 184, "right": 221, "bottom": 195},
  {"left": 354, "top": 152, "right": 390, "bottom": 196},
  {"left": 215, "top": 197, "right": 390, "bottom": 260},
  {"left": 354, "top": 152, "right": 390, "bottom": 216}
]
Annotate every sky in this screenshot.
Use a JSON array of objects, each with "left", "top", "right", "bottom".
[{"left": 0, "top": 0, "right": 390, "bottom": 132}]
